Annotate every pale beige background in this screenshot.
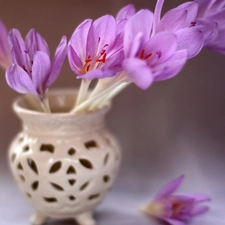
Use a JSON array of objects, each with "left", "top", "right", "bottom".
[{"left": 0, "top": 0, "right": 225, "bottom": 224}]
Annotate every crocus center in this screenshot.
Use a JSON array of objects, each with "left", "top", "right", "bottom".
[
  {"left": 171, "top": 201, "right": 185, "bottom": 217},
  {"left": 142, "top": 201, "right": 166, "bottom": 217},
  {"left": 140, "top": 49, "right": 152, "bottom": 60},
  {"left": 81, "top": 38, "right": 109, "bottom": 74},
  {"left": 139, "top": 49, "right": 162, "bottom": 64},
  {"left": 22, "top": 50, "right": 33, "bottom": 75},
  {"left": 190, "top": 21, "right": 197, "bottom": 27}
]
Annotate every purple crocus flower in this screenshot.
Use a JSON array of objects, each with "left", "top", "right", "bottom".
[
  {"left": 122, "top": 9, "right": 188, "bottom": 89},
  {"left": 140, "top": 175, "right": 211, "bottom": 225},
  {"left": 6, "top": 28, "right": 67, "bottom": 98},
  {"left": 79, "top": 10, "right": 188, "bottom": 90},
  {"left": 195, "top": 0, "right": 225, "bottom": 54},
  {"left": 0, "top": 20, "right": 11, "bottom": 70},
  {"left": 155, "top": 0, "right": 204, "bottom": 59},
  {"left": 68, "top": 15, "right": 124, "bottom": 79}
]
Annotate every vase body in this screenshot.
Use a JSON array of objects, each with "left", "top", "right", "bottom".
[{"left": 8, "top": 89, "right": 121, "bottom": 225}]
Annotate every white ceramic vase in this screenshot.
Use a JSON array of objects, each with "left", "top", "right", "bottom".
[{"left": 8, "top": 89, "right": 121, "bottom": 225}]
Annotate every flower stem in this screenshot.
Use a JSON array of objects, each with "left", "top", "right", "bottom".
[
  {"left": 75, "top": 79, "right": 91, "bottom": 108},
  {"left": 95, "top": 82, "right": 130, "bottom": 109},
  {"left": 89, "top": 77, "right": 114, "bottom": 99},
  {"left": 70, "top": 80, "right": 123, "bottom": 114},
  {"left": 40, "top": 97, "right": 51, "bottom": 113}
]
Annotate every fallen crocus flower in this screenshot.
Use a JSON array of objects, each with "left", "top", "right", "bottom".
[{"left": 140, "top": 175, "right": 211, "bottom": 225}]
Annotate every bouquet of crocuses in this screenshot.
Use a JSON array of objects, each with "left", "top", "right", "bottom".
[
  {"left": 1, "top": 0, "right": 225, "bottom": 114},
  {"left": 1, "top": 1, "right": 224, "bottom": 225}
]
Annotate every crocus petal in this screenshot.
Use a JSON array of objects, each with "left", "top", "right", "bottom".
[
  {"left": 103, "top": 50, "right": 124, "bottom": 72},
  {"left": 69, "top": 19, "right": 92, "bottom": 62},
  {"left": 77, "top": 69, "right": 104, "bottom": 79},
  {"left": 8, "top": 28, "right": 27, "bottom": 67},
  {"left": 87, "top": 15, "right": 116, "bottom": 59},
  {"left": 122, "top": 58, "right": 153, "bottom": 89},
  {"left": 174, "top": 193, "right": 211, "bottom": 202},
  {"left": 68, "top": 45, "right": 83, "bottom": 75},
  {"left": 207, "top": 9, "right": 225, "bottom": 27},
  {"left": 175, "top": 28, "right": 204, "bottom": 58},
  {"left": 152, "top": 0, "right": 165, "bottom": 35},
  {"left": 163, "top": 218, "right": 186, "bottom": 225},
  {"left": 116, "top": 4, "right": 136, "bottom": 22},
  {"left": 195, "top": 19, "right": 218, "bottom": 45},
  {"left": 6, "top": 64, "right": 37, "bottom": 95},
  {"left": 206, "top": 30, "right": 225, "bottom": 54},
  {"left": 153, "top": 50, "right": 187, "bottom": 81},
  {"left": 0, "top": 20, "right": 11, "bottom": 68},
  {"left": 32, "top": 51, "right": 51, "bottom": 96},
  {"left": 190, "top": 205, "right": 209, "bottom": 216},
  {"left": 157, "top": 2, "right": 198, "bottom": 32},
  {"left": 143, "top": 32, "right": 177, "bottom": 65},
  {"left": 155, "top": 175, "right": 185, "bottom": 200},
  {"left": 197, "top": 0, "right": 225, "bottom": 17},
  {"left": 124, "top": 9, "right": 153, "bottom": 57},
  {"left": 25, "top": 28, "right": 50, "bottom": 60},
  {"left": 46, "top": 36, "right": 67, "bottom": 88}
]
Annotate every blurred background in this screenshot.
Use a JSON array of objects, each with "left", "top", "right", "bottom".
[{"left": 0, "top": 0, "right": 225, "bottom": 224}]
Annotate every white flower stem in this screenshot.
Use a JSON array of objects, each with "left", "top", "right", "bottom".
[
  {"left": 40, "top": 97, "right": 51, "bottom": 113},
  {"left": 89, "top": 82, "right": 130, "bottom": 110},
  {"left": 70, "top": 80, "right": 123, "bottom": 114},
  {"left": 89, "top": 77, "right": 114, "bottom": 99},
  {"left": 97, "top": 82, "right": 130, "bottom": 108},
  {"left": 75, "top": 79, "right": 91, "bottom": 108}
]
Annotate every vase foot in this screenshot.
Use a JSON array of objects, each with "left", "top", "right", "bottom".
[
  {"left": 75, "top": 212, "right": 96, "bottom": 225},
  {"left": 30, "top": 212, "right": 47, "bottom": 225}
]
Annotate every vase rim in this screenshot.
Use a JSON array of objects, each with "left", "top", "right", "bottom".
[{"left": 13, "top": 88, "right": 111, "bottom": 118}]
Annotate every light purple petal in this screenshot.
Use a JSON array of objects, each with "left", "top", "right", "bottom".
[
  {"left": 46, "top": 36, "right": 67, "bottom": 88},
  {"left": 142, "top": 32, "right": 177, "bottom": 65},
  {"left": 116, "top": 19, "right": 127, "bottom": 34},
  {"left": 206, "top": 30, "right": 225, "bottom": 54},
  {"left": 116, "top": 4, "right": 136, "bottom": 22},
  {"left": 103, "top": 50, "right": 123, "bottom": 72},
  {"left": 207, "top": 9, "right": 225, "bottom": 27},
  {"left": 6, "top": 64, "right": 37, "bottom": 95},
  {"left": 195, "top": 19, "right": 218, "bottom": 45},
  {"left": 8, "top": 28, "right": 26, "bottom": 67},
  {"left": 197, "top": 0, "right": 225, "bottom": 17},
  {"left": 77, "top": 69, "right": 104, "bottom": 79},
  {"left": 153, "top": 0, "right": 165, "bottom": 35},
  {"left": 125, "top": 32, "right": 143, "bottom": 58},
  {"left": 157, "top": 2, "right": 198, "bottom": 32},
  {"left": 107, "top": 32, "right": 124, "bottom": 57},
  {"left": 87, "top": 15, "right": 116, "bottom": 59},
  {"left": 0, "top": 20, "right": 11, "bottom": 67},
  {"left": 175, "top": 28, "right": 204, "bottom": 58},
  {"left": 124, "top": 9, "right": 153, "bottom": 57},
  {"left": 155, "top": 175, "right": 185, "bottom": 200},
  {"left": 25, "top": 28, "right": 50, "bottom": 60},
  {"left": 153, "top": 49, "right": 187, "bottom": 81},
  {"left": 190, "top": 205, "right": 209, "bottom": 216},
  {"left": 68, "top": 45, "right": 83, "bottom": 75},
  {"left": 174, "top": 193, "right": 211, "bottom": 202},
  {"left": 122, "top": 58, "right": 153, "bottom": 89},
  {"left": 32, "top": 51, "right": 51, "bottom": 96},
  {"left": 163, "top": 218, "right": 186, "bottom": 225},
  {"left": 69, "top": 19, "right": 92, "bottom": 62}
]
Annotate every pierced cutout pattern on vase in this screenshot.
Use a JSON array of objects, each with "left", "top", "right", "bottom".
[{"left": 9, "top": 130, "right": 121, "bottom": 219}]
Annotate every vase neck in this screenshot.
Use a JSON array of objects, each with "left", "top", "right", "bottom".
[{"left": 22, "top": 117, "right": 106, "bottom": 137}]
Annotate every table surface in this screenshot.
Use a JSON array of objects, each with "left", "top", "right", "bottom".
[{"left": 1, "top": 169, "right": 224, "bottom": 225}]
